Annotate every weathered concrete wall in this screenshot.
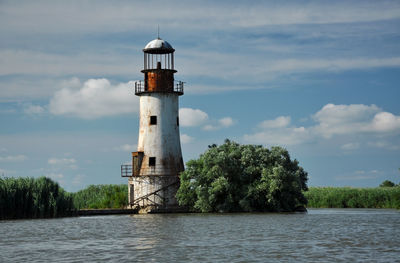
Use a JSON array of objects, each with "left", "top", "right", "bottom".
[
  {"left": 128, "top": 175, "right": 180, "bottom": 210},
  {"left": 78, "top": 209, "right": 138, "bottom": 216},
  {"left": 137, "top": 93, "right": 184, "bottom": 176},
  {"left": 131, "top": 71, "right": 184, "bottom": 212}
]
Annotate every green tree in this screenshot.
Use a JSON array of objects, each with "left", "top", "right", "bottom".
[
  {"left": 176, "top": 140, "right": 308, "bottom": 212},
  {"left": 379, "top": 180, "right": 395, "bottom": 187}
]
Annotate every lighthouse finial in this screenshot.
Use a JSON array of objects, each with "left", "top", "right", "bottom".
[{"left": 157, "top": 25, "right": 160, "bottom": 39}]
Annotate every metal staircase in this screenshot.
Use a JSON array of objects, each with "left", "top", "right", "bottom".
[{"left": 131, "top": 181, "right": 179, "bottom": 209}]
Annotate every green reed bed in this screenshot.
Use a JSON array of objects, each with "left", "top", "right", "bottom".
[
  {"left": 3, "top": 177, "right": 400, "bottom": 220},
  {"left": 1, "top": 178, "right": 128, "bottom": 219},
  {"left": 305, "top": 187, "right": 400, "bottom": 209},
  {"left": 72, "top": 184, "right": 128, "bottom": 209},
  {"left": 0, "top": 177, "right": 75, "bottom": 219}
]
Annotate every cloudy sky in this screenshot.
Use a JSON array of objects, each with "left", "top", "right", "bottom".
[{"left": 1, "top": 0, "right": 399, "bottom": 191}]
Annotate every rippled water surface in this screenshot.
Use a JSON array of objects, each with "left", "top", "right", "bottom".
[{"left": 1, "top": 209, "right": 400, "bottom": 262}]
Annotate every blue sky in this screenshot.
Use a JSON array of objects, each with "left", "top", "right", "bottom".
[{"left": 1, "top": 0, "right": 399, "bottom": 191}]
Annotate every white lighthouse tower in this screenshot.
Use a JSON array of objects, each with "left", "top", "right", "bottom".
[{"left": 122, "top": 37, "right": 184, "bottom": 212}]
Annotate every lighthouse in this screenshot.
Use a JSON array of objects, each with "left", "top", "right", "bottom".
[{"left": 121, "top": 37, "right": 185, "bottom": 212}]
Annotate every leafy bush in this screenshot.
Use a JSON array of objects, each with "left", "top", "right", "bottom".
[
  {"left": 176, "top": 139, "right": 308, "bottom": 212},
  {"left": 380, "top": 180, "right": 396, "bottom": 187}
]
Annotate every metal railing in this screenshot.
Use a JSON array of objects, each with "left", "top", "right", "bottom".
[
  {"left": 121, "top": 165, "right": 132, "bottom": 177},
  {"left": 134, "top": 81, "right": 144, "bottom": 93},
  {"left": 121, "top": 165, "right": 182, "bottom": 177},
  {"left": 174, "top": 81, "right": 184, "bottom": 94},
  {"left": 134, "top": 81, "right": 184, "bottom": 95},
  {"left": 131, "top": 181, "right": 179, "bottom": 208}
]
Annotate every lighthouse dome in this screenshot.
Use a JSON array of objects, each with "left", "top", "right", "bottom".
[{"left": 143, "top": 38, "right": 175, "bottom": 54}]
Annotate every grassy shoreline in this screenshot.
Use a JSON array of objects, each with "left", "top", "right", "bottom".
[
  {"left": 0, "top": 177, "right": 128, "bottom": 219},
  {"left": 305, "top": 186, "right": 400, "bottom": 209},
  {"left": 2, "top": 177, "right": 400, "bottom": 219}
]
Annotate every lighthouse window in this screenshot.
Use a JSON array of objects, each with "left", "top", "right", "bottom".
[
  {"left": 149, "top": 157, "right": 156, "bottom": 166},
  {"left": 177, "top": 117, "right": 179, "bottom": 126},
  {"left": 150, "top": 115, "right": 157, "bottom": 125}
]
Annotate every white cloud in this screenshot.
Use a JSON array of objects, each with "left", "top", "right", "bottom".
[
  {"left": 49, "top": 78, "right": 138, "bottom": 119},
  {"left": 179, "top": 53, "right": 400, "bottom": 87},
  {"left": 24, "top": 104, "right": 45, "bottom": 114},
  {"left": 2, "top": 1, "right": 399, "bottom": 34},
  {"left": 48, "top": 157, "right": 78, "bottom": 169},
  {"left": 245, "top": 103, "right": 400, "bottom": 146},
  {"left": 1, "top": 2, "right": 400, "bottom": 100},
  {"left": 354, "top": 170, "right": 366, "bottom": 175},
  {"left": 259, "top": 116, "right": 291, "bottom": 129},
  {"left": 43, "top": 172, "right": 85, "bottom": 189},
  {"left": 181, "top": 134, "right": 194, "bottom": 144},
  {"left": 0, "top": 49, "right": 141, "bottom": 78},
  {"left": 230, "top": 3, "right": 400, "bottom": 27},
  {"left": 265, "top": 57, "right": 400, "bottom": 74},
  {"left": 184, "top": 84, "right": 267, "bottom": 95},
  {"left": 2, "top": 53, "right": 400, "bottom": 98},
  {"left": 370, "top": 112, "right": 400, "bottom": 132},
  {"left": 244, "top": 125, "right": 310, "bottom": 146},
  {"left": 46, "top": 173, "right": 64, "bottom": 180},
  {"left": 202, "top": 117, "right": 236, "bottom": 131},
  {"left": 367, "top": 141, "right": 400, "bottom": 151},
  {"left": 313, "top": 104, "right": 400, "bottom": 138},
  {"left": 113, "top": 144, "right": 136, "bottom": 152},
  {"left": 203, "top": 124, "right": 218, "bottom": 131},
  {"left": 0, "top": 155, "right": 27, "bottom": 162},
  {"left": 335, "top": 175, "right": 378, "bottom": 181},
  {"left": 179, "top": 108, "right": 208, "bottom": 127},
  {"left": 341, "top": 143, "right": 360, "bottom": 150},
  {"left": 48, "top": 158, "right": 76, "bottom": 165},
  {"left": 60, "top": 77, "right": 81, "bottom": 89},
  {"left": 1, "top": 3, "right": 400, "bottom": 101},
  {"left": 219, "top": 117, "right": 235, "bottom": 128},
  {"left": 0, "top": 77, "right": 68, "bottom": 101},
  {"left": 0, "top": 109, "right": 16, "bottom": 114},
  {"left": 335, "top": 169, "right": 382, "bottom": 181},
  {"left": 45, "top": 173, "right": 65, "bottom": 185}
]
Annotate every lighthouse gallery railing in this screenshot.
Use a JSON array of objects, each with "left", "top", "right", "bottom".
[
  {"left": 121, "top": 164, "right": 182, "bottom": 177},
  {"left": 134, "top": 80, "right": 184, "bottom": 95}
]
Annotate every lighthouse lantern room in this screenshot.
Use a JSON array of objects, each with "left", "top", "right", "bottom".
[{"left": 121, "top": 37, "right": 185, "bottom": 213}]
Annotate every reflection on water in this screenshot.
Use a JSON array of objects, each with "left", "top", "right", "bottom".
[{"left": 1, "top": 209, "right": 399, "bottom": 262}]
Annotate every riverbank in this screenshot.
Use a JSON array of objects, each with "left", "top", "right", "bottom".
[{"left": 2, "top": 177, "right": 400, "bottom": 220}]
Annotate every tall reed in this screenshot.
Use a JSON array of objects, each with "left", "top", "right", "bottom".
[
  {"left": 305, "top": 187, "right": 400, "bottom": 209},
  {"left": 72, "top": 184, "right": 128, "bottom": 209},
  {"left": 0, "top": 176, "right": 75, "bottom": 219}
]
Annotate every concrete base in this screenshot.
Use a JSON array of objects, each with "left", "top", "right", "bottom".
[
  {"left": 137, "top": 205, "right": 189, "bottom": 214},
  {"left": 78, "top": 209, "right": 138, "bottom": 216},
  {"left": 128, "top": 175, "right": 180, "bottom": 211}
]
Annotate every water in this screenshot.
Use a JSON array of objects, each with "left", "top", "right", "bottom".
[{"left": 1, "top": 209, "right": 399, "bottom": 262}]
